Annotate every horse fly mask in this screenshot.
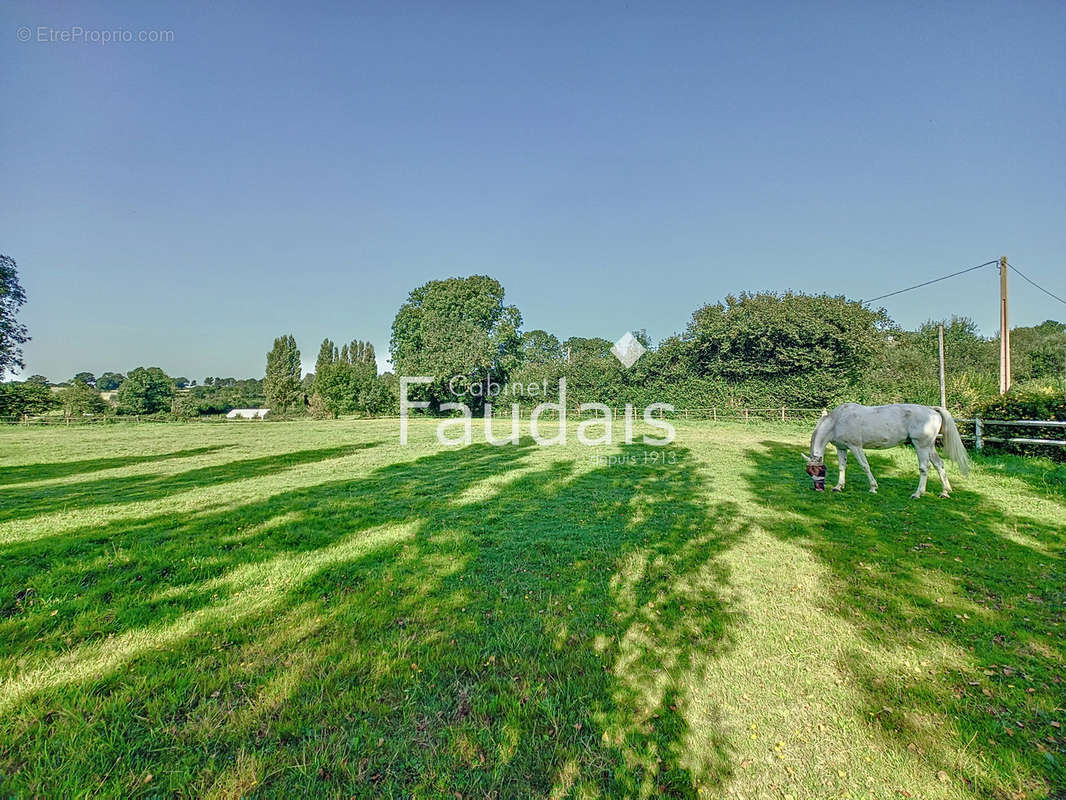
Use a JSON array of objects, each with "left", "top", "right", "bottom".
[{"left": 805, "top": 461, "right": 827, "bottom": 491}]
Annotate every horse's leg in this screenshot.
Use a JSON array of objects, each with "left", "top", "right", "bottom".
[
  {"left": 930, "top": 449, "right": 951, "bottom": 497},
  {"left": 833, "top": 447, "right": 847, "bottom": 492},
  {"left": 912, "top": 445, "right": 931, "bottom": 499},
  {"left": 851, "top": 447, "right": 878, "bottom": 493}
]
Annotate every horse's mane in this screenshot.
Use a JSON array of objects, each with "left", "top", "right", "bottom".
[{"left": 810, "top": 412, "right": 833, "bottom": 456}]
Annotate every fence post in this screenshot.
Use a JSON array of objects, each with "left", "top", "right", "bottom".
[
  {"left": 975, "top": 417, "right": 983, "bottom": 451},
  {"left": 781, "top": 406, "right": 786, "bottom": 422},
  {"left": 712, "top": 407, "right": 717, "bottom": 422},
  {"left": 744, "top": 409, "right": 749, "bottom": 422}
]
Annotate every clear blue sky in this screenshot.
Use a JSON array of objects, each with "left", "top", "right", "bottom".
[{"left": 3, "top": 0, "right": 1064, "bottom": 381}]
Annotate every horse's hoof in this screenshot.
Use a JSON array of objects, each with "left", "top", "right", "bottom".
[
  {"left": 910, "top": 492, "right": 922, "bottom": 499},
  {"left": 869, "top": 488, "right": 878, "bottom": 494},
  {"left": 832, "top": 486, "right": 843, "bottom": 493},
  {"left": 940, "top": 491, "right": 951, "bottom": 498}
]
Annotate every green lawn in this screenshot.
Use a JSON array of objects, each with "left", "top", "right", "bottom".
[{"left": 0, "top": 419, "right": 1063, "bottom": 798}]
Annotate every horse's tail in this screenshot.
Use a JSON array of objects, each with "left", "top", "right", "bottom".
[{"left": 937, "top": 407, "right": 970, "bottom": 477}]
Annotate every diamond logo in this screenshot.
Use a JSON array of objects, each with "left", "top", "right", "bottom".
[{"left": 611, "top": 331, "right": 646, "bottom": 368}]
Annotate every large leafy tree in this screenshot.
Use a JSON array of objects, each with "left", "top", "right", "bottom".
[
  {"left": 390, "top": 275, "right": 522, "bottom": 408},
  {"left": 686, "top": 292, "right": 892, "bottom": 385},
  {"left": 563, "top": 336, "right": 613, "bottom": 362},
  {"left": 72, "top": 372, "right": 96, "bottom": 387},
  {"left": 96, "top": 372, "right": 125, "bottom": 391},
  {"left": 117, "top": 367, "right": 175, "bottom": 414},
  {"left": 914, "top": 317, "right": 996, "bottom": 375},
  {"left": 520, "top": 330, "right": 563, "bottom": 363},
  {"left": 507, "top": 330, "right": 566, "bottom": 404},
  {"left": 0, "top": 255, "right": 30, "bottom": 375},
  {"left": 264, "top": 334, "right": 302, "bottom": 412}
]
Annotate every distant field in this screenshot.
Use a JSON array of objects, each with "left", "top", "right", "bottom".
[{"left": 0, "top": 419, "right": 1063, "bottom": 798}]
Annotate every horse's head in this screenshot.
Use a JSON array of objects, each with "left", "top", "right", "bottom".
[{"left": 802, "top": 453, "right": 826, "bottom": 491}]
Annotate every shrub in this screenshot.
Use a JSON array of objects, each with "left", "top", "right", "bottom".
[
  {"left": 170, "top": 394, "right": 200, "bottom": 420},
  {"left": 976, "top": 382, "right": 1066, "bottom": 421},
  {"left": 973, "top": 382, "right": 1066, "bottom": 460}
]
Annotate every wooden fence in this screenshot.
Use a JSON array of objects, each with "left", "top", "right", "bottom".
[
  {"left": 1, "top": 407, "right": 829, "bottom": 425},
  {"left": 0, "top": 414, "right": 181, "bottom": 425},
  {"left": 4, "top": 411, "right": 1064, "bottom": 451}
]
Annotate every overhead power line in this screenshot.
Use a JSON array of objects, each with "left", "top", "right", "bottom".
[
  {"left": 863, "top": 260, "right": 998, "bottom": 304},
  {"left": 1007, "top": 262, "right": 1066, "bottom": 307}
]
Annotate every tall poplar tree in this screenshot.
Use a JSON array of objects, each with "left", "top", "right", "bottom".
[
  {"left": 315, "top": 339, "right": 336, "bottom": 377},
  {"left": 311, "top": 336, "right": 382, "bottom": 414},
  {"left": 264, "top": 334, "right": 302, "bottom": 412}
]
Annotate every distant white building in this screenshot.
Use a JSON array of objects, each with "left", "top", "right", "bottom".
[{"left": 226, "top": 408, "right": 269, "bottom": 420}]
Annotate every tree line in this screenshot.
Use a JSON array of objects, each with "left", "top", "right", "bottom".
[
  {"left": 386, "top": 275, "right": 1065, "bottom": 416},
  {"left": 0, "top": 366, "right": 257, "bottom": 419},
  {"left": 2, "top": 253, "right": 1064, "bottom": 421},
  {"left": 261, "top": 274, "right": 1066, "bottom": 419}
]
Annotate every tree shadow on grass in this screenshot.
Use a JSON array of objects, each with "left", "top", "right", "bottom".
[
  {"left": 0, "top": 445, "right": 234, "bottom": 486},
  {"left": 0, "top": 443, "right": 382, "bottom": 523},
  {"left": 0, "top": 439, "right": 742, "bottom": 798},
  {"left": 970, "top": 452, "right": 1066, "bottom": 505},
  {"left": 744, "top": 439, "right": 1065, "bottom": 798}
]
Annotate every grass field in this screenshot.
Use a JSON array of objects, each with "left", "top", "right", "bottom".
[{"left": 1, "top": 418, "right": 1063, "bottom": 798}]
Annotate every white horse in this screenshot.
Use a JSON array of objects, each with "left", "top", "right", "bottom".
[{"left": 804, "top": 403, "right": 970, "bottom": 498}]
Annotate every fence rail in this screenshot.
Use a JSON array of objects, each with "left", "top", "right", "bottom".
[
  {"left": 954, "top": 418, "right": 1066, "bottom": 449},
  {"left": 0, "top": 414, "right": 178, "bottom": 425},
  {"left": 671, "top": 406, "right": 828, "bottom": 421}
]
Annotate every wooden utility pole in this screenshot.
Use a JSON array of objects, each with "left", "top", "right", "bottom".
[
  {"left": 938, "top": 324, "right": 946, "bottom": 408},
  {"left": 999, "top": 256, "right": 1011, "bottom": 394}
]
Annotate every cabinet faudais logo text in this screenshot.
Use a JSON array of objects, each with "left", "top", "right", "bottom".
[{"left": 399, "top": 332, "right": 672, "bottom": 447}]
